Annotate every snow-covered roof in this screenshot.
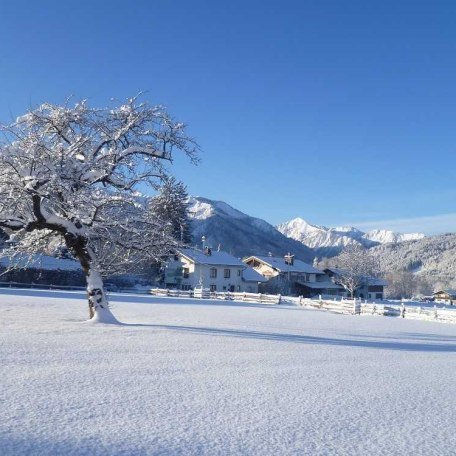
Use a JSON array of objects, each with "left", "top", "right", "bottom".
[
  {"left": 245, "top": 255, "right": 324, "bottom": 274},
  {"left": 179, "top": 248, "right": 245, "bottom": 267},
  {"left": 0, "top": 254, "right": 81, "bottom": 271},
  {"left": 433, "top": 289, "right": 456, "bottom": 296},
  {"left": 324, "top": 268, "right": 388, "bottom": 286},
  {"left": 242, "top": 267, "right": 268, "bottom": 283},
  {"left": 368, "top": 277, "right": 389, "bottom": 286},
  {"left": 295, "top": 281, "right": 344, "bottom": 290}
]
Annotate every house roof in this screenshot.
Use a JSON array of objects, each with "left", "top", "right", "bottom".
[
  {"left": 179, "top": 248, "right": 245, "bottom": 267},
  {"left": 242, "top": 267, "right": 268, "bottom": 283},
  {"left": 433, "top": 289, "right": 456, "bottom": 297},
  {"left": 244, "top": 255, "right": 324, "bottom": 274},
  {"left": 324, "top": 268, "right": 388, "bottom": 286},
  {"left": 295, "top": 281, "right": 345, "bottom": 290},
  {"left": 296, "top": 280, "right": 344, "bottom": 290}
]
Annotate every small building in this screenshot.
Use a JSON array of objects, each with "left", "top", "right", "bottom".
[
  {"left": 164, "top": 247, "right": 267, "bottom": 293},
  {"left": 324, "top": 268, "right": 387, "bottom": 300},
  {"left": 433, "top": 290, "right": 456, "bottom": 305},
  {"left": 243, "top": 254, "right": 345, "bottom": 297}
]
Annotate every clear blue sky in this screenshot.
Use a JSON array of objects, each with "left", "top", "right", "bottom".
[{"left": 1, "top": 0, "right": 456, "bottom": 234}]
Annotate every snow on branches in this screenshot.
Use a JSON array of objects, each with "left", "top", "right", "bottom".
[
  {"left": 0, "top": 95, "right": 199, "bottom": 321},
  {"left": 330, "top": 244, "right": 380, "bottom": 298}
]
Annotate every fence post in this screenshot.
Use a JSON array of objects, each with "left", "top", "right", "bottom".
[
  {"left": 278, "top": 294, "right": 281, "bottom": 304},
  {"left": 400, "top": 303, "right": 406, "bottom": 318},
  {"left": 353, "top": 299, "right": 360, "bottom": 315},
  {"left": 434, "top": 305, "right": 438, "bottom": 320},
  {"left": 299, "top": 295, "right": 303, "bottom": 306}
]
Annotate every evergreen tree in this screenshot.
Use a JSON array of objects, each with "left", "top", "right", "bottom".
[{"left": 150, "top": 177, "right": 193, "bottom": 245}]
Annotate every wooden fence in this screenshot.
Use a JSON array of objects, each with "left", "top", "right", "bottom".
[
  {"left": 296, "top": 297, "right": 456, "bottom": 324},
  {"left": 149, "top": 288, "right": 281, "bottom": 304},
  {"left": 297, "top": 297, "right": 360, "bottom": 315}
]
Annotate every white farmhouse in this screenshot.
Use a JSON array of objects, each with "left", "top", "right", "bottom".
[
  {"left": 243, "top": 254, "right": 345, "bottom": 297},
  {"left": 165, "top": 247, "right": 267, "bottom": 293}
]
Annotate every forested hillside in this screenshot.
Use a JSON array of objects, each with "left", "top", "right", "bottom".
[{"left": 371, "top": 233, "right": 456, "bottom": 289}]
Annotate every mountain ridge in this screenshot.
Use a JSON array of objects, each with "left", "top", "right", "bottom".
[
  {"left": 187, "top": 197, "right": 454, "bottom": 288},
  {"left": 277, "top": 217, "right": 425, "bottom": 254},
  {"left": 187, "top": 197, "right": 314, "bottom": 262}
]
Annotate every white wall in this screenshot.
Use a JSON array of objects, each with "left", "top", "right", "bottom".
[{"left": 169, "top": 260, "right": 258, "bottom": 292}]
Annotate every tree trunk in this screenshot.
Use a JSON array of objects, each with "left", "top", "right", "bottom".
[
  {"left": 85, "top": 267, "right": 119, "bottom": 324},
  {"left": 65, "top": 233, "right": 119, "bottom": 324}
]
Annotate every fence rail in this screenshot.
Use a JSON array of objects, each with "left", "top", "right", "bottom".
[
  {"left": 149, "top": 288, "right": 281, "bottom": 304},
  {"left": 296, "top": 297, "right": 456, "bottom": 324}
]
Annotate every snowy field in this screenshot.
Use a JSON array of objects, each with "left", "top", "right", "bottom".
[{"left": 2, "top": 290, "right": 456, "bottom": 455}]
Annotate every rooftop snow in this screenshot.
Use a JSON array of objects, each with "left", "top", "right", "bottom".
[
  {"left": 242, "top": 267, "right": 268, "bottom": 282},
  {"left": 248, "top": 255, "right": 324, "bottom": 274},
  {"left": 295, "top": 281, "right": 345, "bottom": 290},
  {"left": 179, "top": 248, "right": 245, "bottom": 267}
]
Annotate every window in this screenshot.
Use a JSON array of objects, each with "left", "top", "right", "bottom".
[
  {"left": 210, "top": 268, "right": 217, "bottom": 278},
  {"left": 222, "top": 286, "right": 226, "bottom": 291},
  {"left": 224, "top": 269, "right": 231, "bottom": 278},
  {"left": 182, "top": 284, "right": 191, "bottom": 291},
  {"left": 237, "top": 285, "right": 241, "bottom": 292},
  {"left": 210, "top": 284, "right": 217, "bottom": 292},
  {"left": 182, "top": 267, "right": 189, "bottom": 279},
  {"left": 229, "top": 285, "right": 235, "bottom": 292},
  {"left": 237, "top": 269, "right": 241, "bottom": 277}
]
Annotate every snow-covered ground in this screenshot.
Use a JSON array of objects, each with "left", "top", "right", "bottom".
[{"left": 2, "top": 290, "right": 456, "bottom": 455}]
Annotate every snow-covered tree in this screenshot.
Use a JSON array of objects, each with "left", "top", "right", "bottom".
[
  {"left": 384, "top": 270, "right": 432, "bottom": 299},
  {"left": 0, "top": 95, "right": 198, "bottom": 323},
  {"left": 149, "top": 177, "right": 192, "bottom": 244},
  {"left": 330, "top": 244, "right": 379, "bottom": 298}
]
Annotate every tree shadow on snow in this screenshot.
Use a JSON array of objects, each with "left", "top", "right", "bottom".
[{"left": 122, "top": 323, "right": 456, "bottom": 353}]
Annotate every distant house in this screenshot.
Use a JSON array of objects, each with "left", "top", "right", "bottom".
[
  {"left": 243, "top": 254, "right": 345, "bottom": 297},
  {"left": 433, "top": 290, "right": 456, "bottom": 305},
  {"left": 164, "top": 247, "right": 267, "bottom": 293},
  {"left": 324, "top": 268, "right": 387, "bottom": 300}
]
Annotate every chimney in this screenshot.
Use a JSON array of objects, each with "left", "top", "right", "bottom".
[{"left": 284, "top": 253, "right": 294, "bottom": 266}]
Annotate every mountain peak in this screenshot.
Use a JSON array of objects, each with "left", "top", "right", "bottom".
[
  {"left": 187, "top": 197, "right": 314, "bottom": 261},
  {"left": 187, "top": 197, "right": 426, "bottom": 259},
  {"left": 364, "top": 229, "right": 425, "bottom": 244},
  {"left": 277, "top": 217, "right": 425, "bottom": 251}
]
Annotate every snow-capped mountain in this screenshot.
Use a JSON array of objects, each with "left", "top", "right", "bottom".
[
  {"left": 363, "top": 229, "right": 425, "bottom": 244},
  {"left": 187, "top": 198, "right": 426, "bottom": 261},
  {"left": 187, "top": 197, "right": 314, "bottom": 261},
  {"left": 276, "top": 218, "right": 374, "bottom": 250},
  {"left": 277, "top": 217, "right": 425, "bottom": 254}
]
